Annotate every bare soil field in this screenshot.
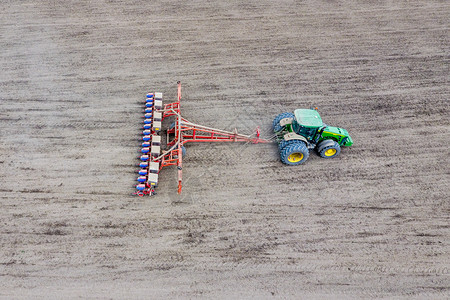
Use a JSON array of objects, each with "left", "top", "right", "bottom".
[{"left": 1, "top": 0, "right": 449, "bottom": 298}]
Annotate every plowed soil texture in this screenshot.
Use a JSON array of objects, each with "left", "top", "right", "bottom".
[{"left": 1, "top": 1, "right": 449, "bottom": 299}]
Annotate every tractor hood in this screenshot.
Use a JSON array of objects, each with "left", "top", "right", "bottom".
[{"left": 323, "top": 126, "right": 354, "bottom": 146}]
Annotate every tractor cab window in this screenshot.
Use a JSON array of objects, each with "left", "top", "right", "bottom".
[
  {"left": 292, "top": 120, "right": 300, "bottom": 133},
  {"left": 294, "top": 123, "right": 317, "bottom": 140}
]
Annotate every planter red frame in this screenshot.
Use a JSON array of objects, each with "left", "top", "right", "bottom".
[{"left": 135, "top": 82, "right": 270, "bottom": 196}]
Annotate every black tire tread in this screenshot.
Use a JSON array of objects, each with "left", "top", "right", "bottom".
[
  {"left": 318, "top": 141, "right": 341, "bottom": 158},
  {"left": 280, "top": 142, "right": 309, "bottom": 165},
  {"left": 273, "top": 112, "right": 295, "bottom": 132}
]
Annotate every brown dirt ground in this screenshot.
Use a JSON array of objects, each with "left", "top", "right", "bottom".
[{"left": 1, "top": 0, "right": 449, "bottom": 299}]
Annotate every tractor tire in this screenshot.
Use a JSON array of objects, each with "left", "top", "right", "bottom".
[
  {"left": 278, "top": 139, "right": 301, "bottom": 151},
  {"left": 280, "top": 142, "right": 309, "bottom": 165},
  {"left": 318, "top": 140, "right": 341, "bottom": 158},
  {"left": 272, "top": 112, "right": 294, "bottom": 132}
]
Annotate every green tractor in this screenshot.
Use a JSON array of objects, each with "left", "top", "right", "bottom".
[{"left": 273, "top": 108, "right": 353, "bottom": 165}]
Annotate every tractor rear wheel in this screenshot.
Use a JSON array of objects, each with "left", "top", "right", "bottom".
[
  {"left": 278, "top": 139, "right": 300, "bottom": 151},
  {"left": 318, "top": 140, "right": 341, "bottom": 158},
  {"left": 280, "top": 142, "right": 309, "bottom": 165},
  {"left": 272, "top": 112, "right": 294, "bottom": 132}
]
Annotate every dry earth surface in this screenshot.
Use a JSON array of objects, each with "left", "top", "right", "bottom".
[{"left": 1, "top": 0, "right": 449, "bottom": 299}]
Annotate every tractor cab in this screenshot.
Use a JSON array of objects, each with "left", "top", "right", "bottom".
[{"left": 292, "top": 109, "right": 323, "bottom": 141}]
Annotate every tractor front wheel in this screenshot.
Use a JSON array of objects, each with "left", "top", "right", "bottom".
[
  {"left": 318, "top": 140, "right": 341, "bottom": 158},
  {"left": 280, "top": 142, "right": 309, "bottom": 165}
]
